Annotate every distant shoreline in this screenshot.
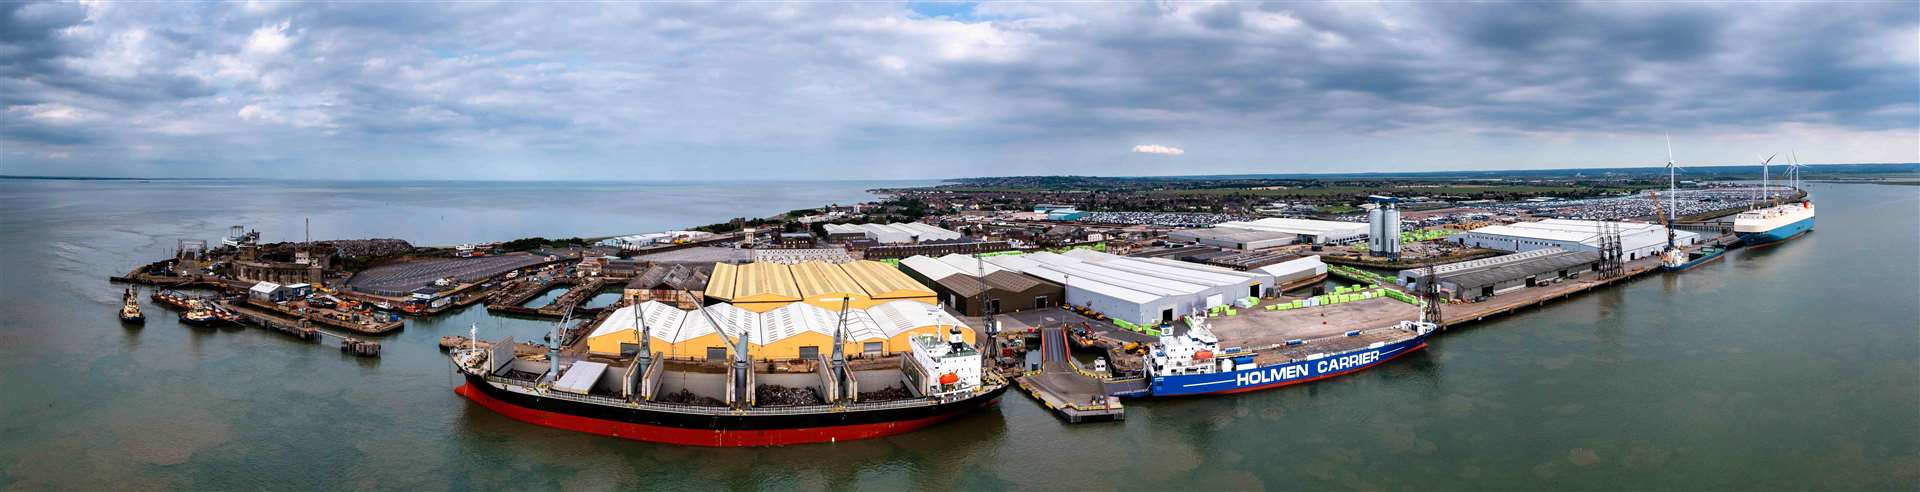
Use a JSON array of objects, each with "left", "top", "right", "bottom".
[{"left": 7, "top": 162, "right": 1913, "bottom": 184}]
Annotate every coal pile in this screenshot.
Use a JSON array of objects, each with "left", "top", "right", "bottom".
[
  {"left": 658, "top": 389, "right": 724, "bottom": 407},
  {"left": 755, "top": 384, "right": 823, "bottom": 406},
  {"left": 859, "top": 385, "right": 914, "bottom": 402}
]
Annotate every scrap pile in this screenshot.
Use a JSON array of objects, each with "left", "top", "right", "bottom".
[{"left": 754, "top": 384, "right": 823, "bottom": 407}]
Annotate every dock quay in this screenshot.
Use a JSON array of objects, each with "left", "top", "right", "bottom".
[
  {"left": 223, "top": 302, "right": 382, "bottom": 357},
  {"left": 148, "top": 291, "right": 381, "bottom": 356},
  {"left": 485, "top": 276, "right": 615, "bottom": 319},
  {"left": 241, "top": 298, "right": 404, "bottom": 334},
  {"left": 1014, "top": 325, "right": 1126, "bottom": 423},
  {"left": 1435, "top": 255, "right": 1663, "bottom": 329}
]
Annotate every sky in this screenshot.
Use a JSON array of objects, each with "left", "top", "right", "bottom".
[{"left": 2, "top": 1, "right": 1916, "bottom": 180}]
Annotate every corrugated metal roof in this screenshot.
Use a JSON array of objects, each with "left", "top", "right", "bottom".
[
  {"left": 938, "top": 253, "right": 1006, "bottom": 275},
  {"left": 790, "top": 260, "right": 864, "bottom": 300},
  {"left": 733, "top": 262, "right": 801, "bottom": 302},
  {"left": 1407, "top": 250, "right": 1601, "bottom": 290},
  {"left": 983, "top": 270, "right": 1049, "bottom": 293},
  {"left": 899, "top": 255, "right": 963, "bottom": 280},
  {"left": 1026, "top": 253, "right": 1207, "bottom": 296},
  {"left": 839, "top": 260, "right": 933, "bottom": 299},
  {"left": 1215, "top": 217, "right": 1368, "bottom": 236},
  {"left": 704, "top": 263, "right": 738, "bottom": 300}
]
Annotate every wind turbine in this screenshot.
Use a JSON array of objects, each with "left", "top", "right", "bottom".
[
  {"left": 1753, "top": 154, "right": 1778, "bottom": 208},
  {"left": 1664, "top": 133, "right": 1678, "bottom": 227},
  {"left": 1787, "top": 151, "right": 1807, "bottom": 196}
]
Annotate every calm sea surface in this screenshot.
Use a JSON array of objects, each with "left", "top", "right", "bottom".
[{"left": 0, "top": 179, "right": 1914, "bottom": 490}]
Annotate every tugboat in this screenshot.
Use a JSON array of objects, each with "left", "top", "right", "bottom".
[{"left": 118, "top": 287, "right": 145, "bottom": 324}]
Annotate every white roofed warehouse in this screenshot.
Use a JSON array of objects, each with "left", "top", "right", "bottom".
[
  {"left": 973, "top": 250, "right": 1275, "bottom": 326},
  {"left": 1447, "top": 219, "right": 1698, "bottom": 262},
  {"left": 821, "top": 222, "right": 962, "bottom": 244},
  {"left": 1207, "top": 217, "right": 1369, "bottom": 245}
]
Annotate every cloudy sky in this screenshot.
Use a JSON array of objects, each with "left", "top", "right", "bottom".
[{"left": 3, "top": 1, "right": 1915, "bottom": 180}]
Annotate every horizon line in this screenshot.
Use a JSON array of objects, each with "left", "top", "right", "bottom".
[{"left": 4, "top": 161, "right": 1914, "bottom": 183}]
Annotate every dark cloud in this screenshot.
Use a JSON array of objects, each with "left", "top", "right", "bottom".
[{"left": 0, "top": 1, "right": 1913, "bottom": 178}]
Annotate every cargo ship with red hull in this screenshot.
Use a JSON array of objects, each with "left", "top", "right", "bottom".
[
  {"left": 449, "top": 300, "right": 1009, "bottom": 447},
  {"left": 454, "top": 370, "right": 1008, "bottom": 446}
]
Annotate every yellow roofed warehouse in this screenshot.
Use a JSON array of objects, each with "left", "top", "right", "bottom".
[
  {"left": 586, "top": 299, "right": 972, "bottom": 360},
  {"left": 701, "top": 260, "right": 936, "bottom": 313}
]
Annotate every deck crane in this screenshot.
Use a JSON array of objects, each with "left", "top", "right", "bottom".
[
  {"left": 684, "top": 287, "right": 753, "bottom": 409},
  {"left": 826, "top": 296, "right": 855, "bottom": 403},
  {"left": 1652, "top": 191, "right": 1687, "bottom": 269}
]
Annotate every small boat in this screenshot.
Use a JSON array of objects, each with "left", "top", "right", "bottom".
[
  {"left": 119, "top": 287, "right": 145, "bottom": 324},
  {"left": 179, "top": 299, "right": 220, "bottom": 327}
]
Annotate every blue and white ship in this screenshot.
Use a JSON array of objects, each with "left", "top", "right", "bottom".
[
  {"left": 1116, "top": 317, "right": 1435, "bottom": 397},
  {"left": 1734, "top": 201, "right": 1814, "bottom": 246},
  {"left": 1733, "top": 155, "right": 1815, "bottom": 247}
]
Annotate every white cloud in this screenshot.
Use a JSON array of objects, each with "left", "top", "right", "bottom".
[
  {"left": 1132, "top": 144, "right": 1186, "bottom": 155},
  {"left": 244, "top": 20, "right": 295, "bottom": 57},
  {"left": 8, "top": 103, "right": 96, "bottom": 124}
]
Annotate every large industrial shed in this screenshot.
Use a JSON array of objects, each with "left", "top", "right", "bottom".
[
  {"left": 585, "top": 299, "right": 973, "bottom": 359},
  {"left": 1059, "top": 249, "right": 1271, "bottom": 301},
  {"left": 1209, "top": 217, "right": 1370, "bottom": 245},
  {"left": 1448, "top": 219, "right": 1698, "bottom": 261},
  {"left": 1398, "top": 248, "right": 1602, "bottom": 301},
  {"left": 1253, "top": 256, "right": 1328, "bottom": 290},
  {"left": 821, "top": 222, "right": 962, "bottom": 244},
  {"left": 974, "top": 250, "right": 1272, "bottom": 326},
  {"left": 1167, "top": 228, "right": 1297, "bottom": 250},
  {"left": 703, "top": 260, "right": 937, "bottom": 312},
  {"left": 898, "top": 255, "right": 1064, "bottom": 316}
]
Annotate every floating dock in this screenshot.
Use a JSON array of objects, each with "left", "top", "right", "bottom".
[{"left": 1014, "top": 325, "right": 1125, "bottom": 423}]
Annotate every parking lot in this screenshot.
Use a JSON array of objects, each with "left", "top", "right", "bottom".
[{"left": 347, "top": 254, "right": 550, "bottom": 296}]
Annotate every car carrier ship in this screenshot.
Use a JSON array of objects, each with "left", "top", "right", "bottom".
[
  {"left": 1733, "top": 154, "right": 1815, "bottom": 247},
  {"left": 450, "top": 301, "right": 1008, "bottom": 447},
  {"left": 1110, "top": 315, "right": 1436, "bottom": 397},
  {"left": 1735, "top": 201, "right": 1814, "bottom": 246}
]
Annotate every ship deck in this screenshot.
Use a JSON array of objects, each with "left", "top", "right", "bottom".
[{"left": 474, "top": 372, "right": 992, "bottom": 416}]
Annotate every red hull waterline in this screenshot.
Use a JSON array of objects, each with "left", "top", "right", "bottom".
[
  {"left": 457, "top": 383, "right": 968, "bottom": 447},
  {"left": 1208, "top": 342, "right": 1428, "bottom": 396}
]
